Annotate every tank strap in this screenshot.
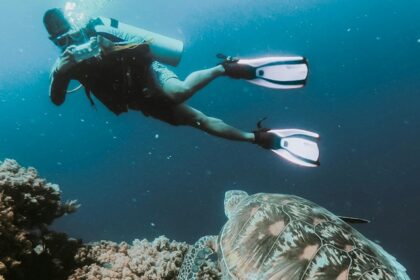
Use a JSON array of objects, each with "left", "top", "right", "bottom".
[
  {"left": 84, "top": 87, "right": 97, "bottom": 110},
  {"left": 110, "top": 18, "right": 119, "bottom": 28},
  {"left": 84, "top": 17, "right": 104, "bottom": 37}
]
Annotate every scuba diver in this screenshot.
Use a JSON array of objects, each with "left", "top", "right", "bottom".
[{"left": 44, "top": 8, "right": 320, "bottom": 167}]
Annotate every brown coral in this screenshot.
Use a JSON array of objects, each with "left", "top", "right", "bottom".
[
  {"left": 0, "top": 159, "right": 81, "bottom": 280},
  {"left": 70, "top": 236, "right": 220, "bottom": 280}
]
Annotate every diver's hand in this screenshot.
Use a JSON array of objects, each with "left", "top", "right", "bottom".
[
  {"left": 53, "top": 47, "right": 77, "bottom": 77},
  {"left": 97, "top": 35, "right": 115, "bottom": 56}
]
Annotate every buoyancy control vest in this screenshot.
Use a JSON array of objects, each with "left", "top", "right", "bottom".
[{"left": 72, "top": 43, "right": 153, "bottom": 115}]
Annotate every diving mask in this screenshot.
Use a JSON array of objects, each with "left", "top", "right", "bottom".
[{"left": 51, "top": 29, "right": 87, "bottom": 49}]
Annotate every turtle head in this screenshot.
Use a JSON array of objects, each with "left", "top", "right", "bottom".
[{"left": 224, "top": 190, "right": 248, "bottom": 219}]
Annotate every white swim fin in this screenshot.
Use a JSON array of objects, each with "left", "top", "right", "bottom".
[
  {"left": 219, "top": 54, "right": 308, "bottom": 89},
  {"left": 269, "top": 129, "right": 320, "bottom": 167}
]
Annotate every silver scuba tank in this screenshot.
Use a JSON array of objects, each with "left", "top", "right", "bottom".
[{"left": 96, "top": 17, "right": 184, "bottom": 66}]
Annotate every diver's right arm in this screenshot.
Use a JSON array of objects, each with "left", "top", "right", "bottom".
[{"left": 49, "top": 48, "right": 76, "bottom": 105}]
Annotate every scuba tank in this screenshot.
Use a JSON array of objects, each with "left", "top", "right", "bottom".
[{"left": 94, "top": 17, "right": 184, "bottom": 66}]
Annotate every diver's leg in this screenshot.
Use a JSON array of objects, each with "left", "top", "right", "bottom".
[
  {"left": 162, "top": 65, "right": 225, "bottom": 103},
  {"left": 150, "top": 62, "right": 225, "bottom": 104},
  {"left": 172, "top": 104, "right": 254, "bottom": 142}
]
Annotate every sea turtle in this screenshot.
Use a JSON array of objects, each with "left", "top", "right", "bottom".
[{"left": 179, "top": 190, "right": 410, "bottom": 280}]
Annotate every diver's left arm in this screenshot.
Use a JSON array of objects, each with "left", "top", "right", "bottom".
[{"left": 50, "top": 74, "right": 70, "bottom": 106}]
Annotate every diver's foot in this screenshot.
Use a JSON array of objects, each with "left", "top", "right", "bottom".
[
  {"left": 218, "top": 54, "right": 256, "bottom": 79},
  {"left": 253, "top": 131, "right": 281, "bottom": 150}
]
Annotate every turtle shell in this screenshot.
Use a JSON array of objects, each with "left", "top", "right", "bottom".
[{"left": 217, "top": 193, "right": 409, "bottom": 280}]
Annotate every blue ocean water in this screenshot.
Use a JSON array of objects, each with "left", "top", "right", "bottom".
[{"left": 0, "top": 0, "right": 419, "bottom": 278}]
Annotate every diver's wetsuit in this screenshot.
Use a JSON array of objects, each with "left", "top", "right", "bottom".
[{"left": 49, "top": 17, "right": 181, "bottom": 124}]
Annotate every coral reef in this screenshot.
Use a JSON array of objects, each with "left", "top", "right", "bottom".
[
  {"left": 0, "top": 159, "right": 81, "bottom": 279},
  {"left": 0, "top": 158, "right": 220, "bottom": 280},
  {"left": 70, "top": 236, "right": 220, "bottom": 280}
]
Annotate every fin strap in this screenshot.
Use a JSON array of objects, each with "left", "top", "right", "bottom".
[
  {"left": 256, "top": 117, "right": 269, "bottom": 131},
  {"left": 216, "top": 53, "right": 239, "bottom": 63}
]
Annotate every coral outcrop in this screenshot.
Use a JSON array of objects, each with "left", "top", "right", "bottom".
[
  {"left": 0, "top": 158, "right": 221, "bottom": 280},
  {"left": 70, "top": 236, "right": 220, "bottom": 280},
  {"left": 0, "top": 159, "right": 81, "bottom": 279}
]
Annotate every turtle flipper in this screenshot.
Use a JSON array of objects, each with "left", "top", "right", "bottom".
[
  {"left": 339, "top": 215, "right": 370, "bottom": 224},
  {"left": 178, "top": 235, "right": 217, "bottom": 280}
]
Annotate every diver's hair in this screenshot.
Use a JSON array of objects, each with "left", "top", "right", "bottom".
[{"left": 43, "top": 8, "right": 71, "bottom": 38}]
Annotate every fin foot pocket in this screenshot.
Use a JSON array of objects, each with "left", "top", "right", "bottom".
[{"left": 218, "top": 53, "right": 256, "bottom": 79}]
